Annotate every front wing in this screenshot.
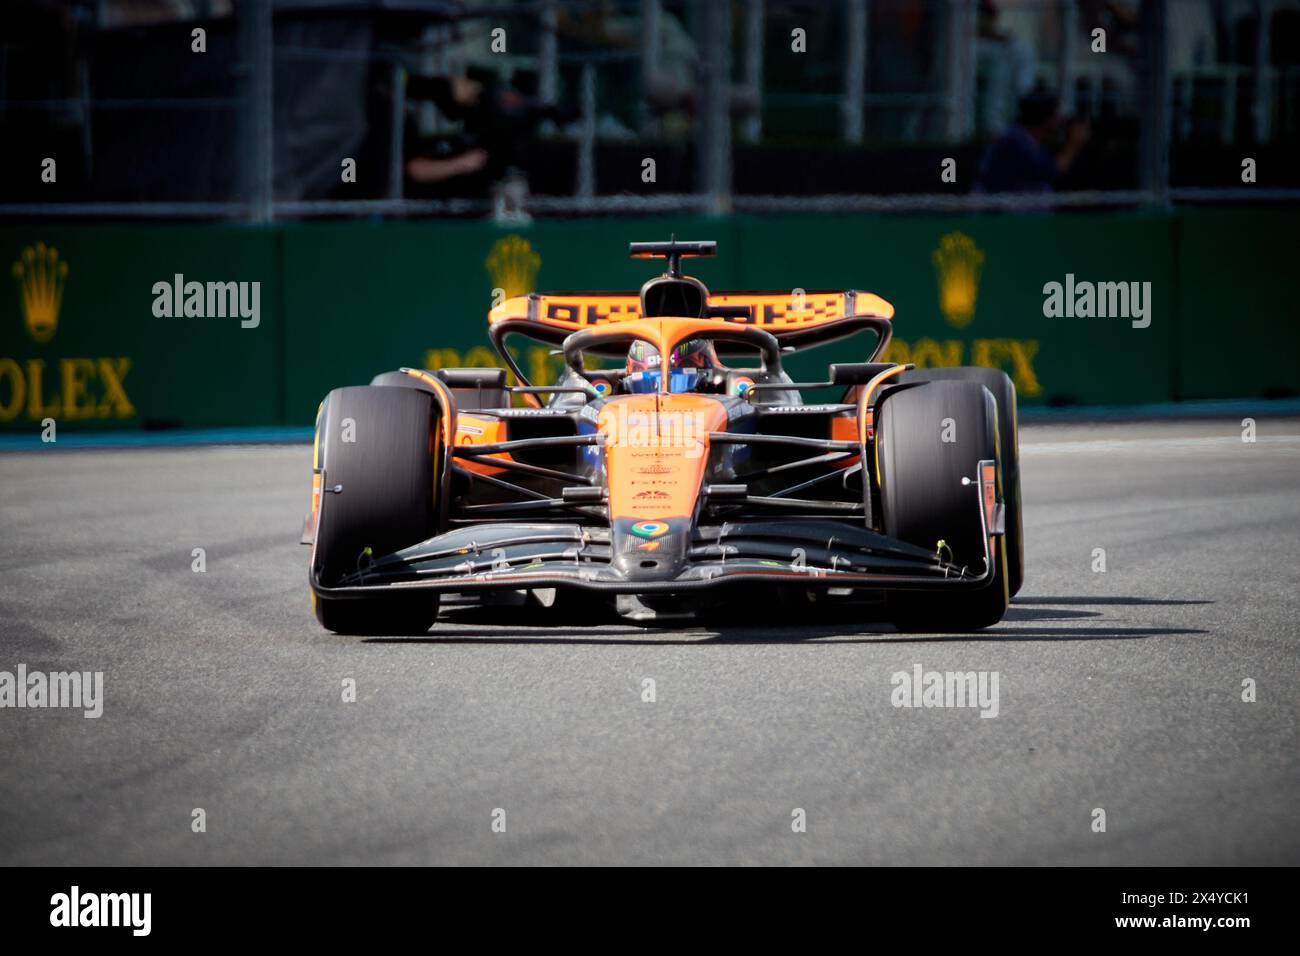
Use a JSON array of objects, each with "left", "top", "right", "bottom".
[{"left": 310, "top": 463, "right": 1002, "bottom": 600}]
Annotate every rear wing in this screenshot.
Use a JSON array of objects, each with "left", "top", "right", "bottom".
[{"left": 488, "top": 290, "right": 895, "bottom": 383}]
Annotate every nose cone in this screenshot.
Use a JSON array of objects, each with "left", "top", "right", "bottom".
[
  {"left": 610, "top": 518, "right": 690, "bottom": 581},
  {"left": 598, "top": 393, "right": 727, "bottom": 582}
]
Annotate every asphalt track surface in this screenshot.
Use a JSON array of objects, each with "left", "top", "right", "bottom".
[{"left": 1, "top": 418, "right": 1297, "bottom": 865}]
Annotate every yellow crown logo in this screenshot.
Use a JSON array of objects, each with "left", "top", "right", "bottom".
[
  {"left": 12, "top": 241, "right": 68, "bottom": 344},
  {"left": 932, "top": 231, "right": 983, "bottom": 329},
  {"left": 485, "top": 234, "right": 541, "bottom": 300}
]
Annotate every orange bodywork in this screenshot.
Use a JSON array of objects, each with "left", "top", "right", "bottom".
[
  {"left": 452, "top": 413, "right": 511, "bottom": 475},
  {"left": 830, "top": 416, "right": 862, "bottom": 468},
  {"left": 598, "top": 392, "right": 729, "bottom": 522},
  {"left": 488, "top": 291, "right": 894, "bottom": 333},
  {"left": 982, "top": 459, "right": 999, "bottom": 563},
  {"left": 400, "top": 367, "right": 513, "bottom": 473},
  {"left": 434, "top": 317, "right": 881, "bottom": 514},
  {"left": 407, "top": 319, "right": 882, "bottom": 522},
  {"left": 582, "top": 319, "right": 740, "bottom": 522},
  {"left": 855, "top": 363, "right": 910, "bottom": 446}
]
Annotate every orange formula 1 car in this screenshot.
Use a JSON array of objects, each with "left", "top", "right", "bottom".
[{"left": 303, "top": 240, "right": 1023, "bottom": 633}]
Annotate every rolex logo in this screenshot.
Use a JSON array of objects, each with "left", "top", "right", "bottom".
[
  {"left": 486, "top": 234, "right": 541, "bottom": 300},
  {"left": 12, "top": 241, "right": 68, "bottom": 343},
  {"left": 932, "top": 232, "right": 983, "bottom": 329}
]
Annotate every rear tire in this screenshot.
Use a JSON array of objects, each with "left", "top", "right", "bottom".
[
  {"left": 311, "top": 385, "right": 442, "bottom": 635},
  {"left": 877, "top": 380, "right": 1008, "bottom": 631},
  {"left": 900, "top": 366, "right": 1023, "bottom": 596}
]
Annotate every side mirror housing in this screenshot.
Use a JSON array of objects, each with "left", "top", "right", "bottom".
[{"left": 829, "top": 362, "right": 898, "bottom": 386}]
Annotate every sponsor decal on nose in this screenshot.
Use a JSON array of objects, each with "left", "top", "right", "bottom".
[{"left": 630, "top": 520, "right": 669, "bottom": 539}]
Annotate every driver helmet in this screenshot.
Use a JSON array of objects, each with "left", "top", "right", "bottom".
[{"left": 625, "top": 338, "right": 718, "bottom": 374}]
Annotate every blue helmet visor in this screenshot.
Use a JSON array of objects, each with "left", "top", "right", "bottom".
[{"left": 623, "top": 368, "right": 703, "bottom": 394}]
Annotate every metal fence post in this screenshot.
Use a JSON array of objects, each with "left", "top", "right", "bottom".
[
  {"left": 1057, "top": 0, "right": 1078, "bottom": 114},
  {"left": 943, "top": 0, "right": 975, "bottom": 142},
  {"left": 539, "top": 0, "right": 559, "bottom": 107},
  {"left": 1253, "top": 0, "right": 1273, "bottom": 143},
  {"left": 425, "top": 24, "right": 449, "bottom": 135},
  {"left": 388, "top": 63, "right": 406, "bottom": 200},
  {"left": 237, "top": 0, "right": 273, "bottom": 223},
  {"left": 742, "top": 0, "right": 765, "bottom": 144},
  {"left": 843, "top": 0, "right": 866, "bottom": 145},
  {"left": 1138, "top": 0, "right": 1170, "bottom": 205},
  {"left": 576, "top": 64, "right": 596, "bottom": 199},
  {"left": 699, "top": 0, "right": 733, "bottom": 214},
  {"left": 640, "top": 0, "right": 662, "bottom": 136}
]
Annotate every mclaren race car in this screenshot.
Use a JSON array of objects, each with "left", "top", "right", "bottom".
[{"left": 303, "top": 239, "right": 1023, "bottom": 632}]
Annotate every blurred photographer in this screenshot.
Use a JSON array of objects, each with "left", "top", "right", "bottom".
[
  {"left": 974, "top": 89, "right": 1092, "bottom": 195},
  {"left": 404, "top": 69, "right": 574, "bottom": 199}
]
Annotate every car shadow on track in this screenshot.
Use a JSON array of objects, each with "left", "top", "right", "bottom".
[
  {"left": 363, "top": 597, "right": 1207, "bottom": 645},
  {"left": 1001, "top": 606, "right": 1101, "bottom": 622},
  {"left": 1012, "top": 596, "right": 1214, "bottom": 606},
  {"left": 364, "top": 625, "right": 1206, "bottom": 646}
]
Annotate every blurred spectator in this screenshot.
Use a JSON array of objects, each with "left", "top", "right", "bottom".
[
  {"left": 404, "top": 70, "right": 574, "bottom": 197},
  {"left": 405, "top": 75, "right": 490, "bottom": 187},
  {"left": 975, "top": 0, "right": 1038, "bottom": 135},
  {"left": 557, "top": 0, "right": 698, "bottom": 138},
  {"left": 974, "top": 90, "right": 1091, "bottom": 193},
  {"left": 405, "top": 148, "right": 490, "bottom": 187},
  {"left": 101, "top": 1, "right": 232, "bottom": 28},
  {"left": 274, "top": 11, "right": 375, "bottom": 202},
  {"left": 1079, "top": 0, "right": 1140, "bottom": 58}
]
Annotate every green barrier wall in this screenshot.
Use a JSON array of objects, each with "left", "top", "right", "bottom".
[
  {"left": 1173, "top": 208, "right": 1299, "bottom": 401},
  {"left": 2, "top": 210, "right": 1295, "bottom": 432},
  {"left": 1, "top": 226, "right": 280, "bottom": 430}
]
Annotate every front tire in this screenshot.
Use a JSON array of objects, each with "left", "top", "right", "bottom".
[
  {"left": 900, "top": 366, "right": 1023, "bottom": 597},
  {"left": 311, "top": 385, "right": 443, "bottom": 634},
  {"left": 877, "top": 380, "right": 1009, "bottom": 631}
]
